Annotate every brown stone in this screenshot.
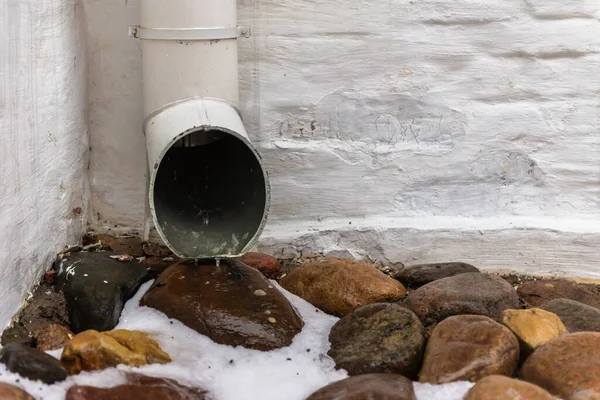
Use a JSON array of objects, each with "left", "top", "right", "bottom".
[
  {"left": 240, "top": 252, "right": 281, "bottom": 279},
  {"left": 328, "top": 303, "right": 426, "bottom": 379},
  {"left": 66, "top": 373, "right": 206, "bottom": 400},
  {"left": 517, "top": 279, "right": 600, "bottom": 309},
  {"left": 540, "top": 298, "right": 600, "bottom": 333},
  {"left": 141, "top": 260, "right": 303, "bottom": 351},
  {"left": 419, "top": 315, "right": 520, "bottom": 384},
  {"left": 405, "top": 273, "right": 520, "bottom": 326},
  {"left": 395, "top": 262, "right": 479, "bottom": 287},
  {"left": 44, "top": 270, "right": 56, "bottom": 285},
  {"left": 61, "top": 329, "right": 171, "bottom": 374},
  {"left": 502, "top": 308, "right": 567, "bottom": 354},
  {"left": 520, "top": 332, "right": 600, "bottom": 399},
  {"left": 279, "top": 258, "right": 405, "bottom": 316},
  {"left": 94, "top": 234, "right": 144, "bottom": 257},
  {"left": 464, "top": 375, "right": 553, "bottom": 400},
  {"left": 34, "top": 324, "right": 74, "bottom": 351},
  {"left": 0, "top": 383, "right": 35, "bottom": 400},
  {"left": 306, "top": 373, "right": 416, "bottom": 400}
]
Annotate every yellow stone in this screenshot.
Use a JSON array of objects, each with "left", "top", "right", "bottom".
[
  {"left": 61, "top": 329, "right": 171, "bottom": 374},
  {"left": 502, "top": 308, "right": 568, "bottom": 352}
]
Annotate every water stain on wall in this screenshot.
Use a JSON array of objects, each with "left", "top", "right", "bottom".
[{"left": 277, "top": 90, "right": 466, "bottom": 154}]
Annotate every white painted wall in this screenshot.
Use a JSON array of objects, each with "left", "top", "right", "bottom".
[
  {"left": 85, "top": 0, "right": 600, "bottom": 276},
  {"left": 0, "top": 0, "right": 88, "bottom": 327}
]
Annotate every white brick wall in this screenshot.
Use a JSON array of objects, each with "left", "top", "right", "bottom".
[
  {"left": 0, "top": 0, "right": 88, "bottom": 328},
  {"left": 85, "top": 0, "right": 600, "bottom": 275}
]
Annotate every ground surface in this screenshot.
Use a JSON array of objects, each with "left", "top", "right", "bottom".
[{"left": 0, "top": 280, "right": 473, "bottom": 400}]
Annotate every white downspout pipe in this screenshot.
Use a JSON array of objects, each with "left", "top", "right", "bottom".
[{"left": 132, "top": 0, "right": 270, "bottom": 259}]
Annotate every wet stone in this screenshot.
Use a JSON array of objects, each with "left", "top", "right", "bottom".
[
  {"left": 306, "top": 373, "right": 416, "bottom": 400},
  {"left": 0, "top": 383, "right": 35, "bottom": 400},
  {"left": 328, "top": 303, "right": 426, "bottom": 379},
  {"left": 404, "top": 272, "right": 520, "bottom": 326},
  {"left": 55, "top": 251, "right": 150, "bottom": 333},
  {"left": 280, "top": 258, "right": 406, "bottom": 317},
  {"left": 517, "top": 279, "right": 600, "bottom": 309},
  {"left": 540, "top": 298, "right": 600, "bottom": 333},
  {"left": 464, "top": 375, "right": 554, "bottom": 400},
  {"left": 240, "top": 252, "right": 281, "bottom": 279},
  {"left": 419, "top": 315, "right": 520, "bottom": 384},
  {"left": 520, "top": 332, "right": 600, "bottom": 399},
  {"left": 66, "top": 373, "right": 207, "bottom": 400},
  {"left": 0, "top": 343, "right": 68, "bottom": 384},
  {"left": 141, "top": 260, "right": 304, "bottom": 351},
  {"left": 395, "top": 262, "right": 479, "bottom": 287}
]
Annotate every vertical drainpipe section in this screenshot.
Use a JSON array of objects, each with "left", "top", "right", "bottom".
[{"left": 130, "top": 0, "right": 270, "bottom": 259}]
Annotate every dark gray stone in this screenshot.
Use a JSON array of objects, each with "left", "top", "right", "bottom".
[
  {"left": 0, "top": 343, "right": 67, "bottom": 384},
  {"left": 328, "top": 303, "right": 426, "bottom": 379},
  {"left": 55, "top": 252, "right": 150, "bottom": 333},
  {"left": 395, "top": 262, "right": 479, "bottom": 287},
  {"left": 540, "top": 298, "right": 600, "bottom": 333}
]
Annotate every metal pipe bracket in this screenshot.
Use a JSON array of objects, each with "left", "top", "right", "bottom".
[{"left": 128, "top": 26, "right": 251, "bottom": 40}]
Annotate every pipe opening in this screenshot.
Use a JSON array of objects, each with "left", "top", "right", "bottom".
[{"left": 152, "top": 129, "right": 267, "bottom": 258}]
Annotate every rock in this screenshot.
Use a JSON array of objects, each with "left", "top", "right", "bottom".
[
  {"left": 55, "top": 251, "right": 150, "bottom": 332},
  {"left": 280, "top": 258, "right": 405, "bottom": 316},
  {"left": 419, "top": 315, "right": 519, "bottom": 384},
  {"left": 540, "top": 298, "right": 600, "bottom": 333},
  {"left": 517, "top": 279, "right": 600, "bottom": 309},
  {"left": 0, "top": 383, "right": 35, "bottom": 400},
  {"left": 44, "top": 270, "right": 56, "bottom": 285},
  {"left": 66, "top": 373, "right": 207, "bottom": 400},
  {"left": 1, "top": 324, "right": 33, "bottom": 347},
  {"left": 306, "top": 373, "right": 416, "bottom": 400},
  {"left": 34, "top": 324, "right": 74, "bottom": 351},
  {"left": 395, "top": 262, "right": 479, "bottom": 287},
  {"left": 141, "top": 260, "right": 303, "bottom": 351},
  {"left": 61, "top": 329, "right": 171, "bottom": 374},
  {"left": 94, "top": 234, "right": 144, "bottom": 257},
  {"left": 143, "top": 256, "right": 178, "bottom": 277},
  {"left": 464, "top": 375, "right": 553, "bottom": 400},
  {"left": 520, "top": 332, "right": 600, "bottom": 399},
  {"left": 240, "top": 252, "right": 281, "bottom": 279},
  {"left": 142, "top": 242, "right": 172, "bottom": 258},
  {"left": 0, "top": 343, "right": 67, "bottom": 384},
  {"left": 502, "top": 308, "right": 567, "bottom": 354},
  {"left": 328, "top": 303, "right": 426, "bottom": 378},
  {"left": 404, "top": 273, "right": 520, "bottom": 326}
]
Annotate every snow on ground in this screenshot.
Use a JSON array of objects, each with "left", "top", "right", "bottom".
[{"left": 0, "top": 281, "right": 473, "bottom": 400}]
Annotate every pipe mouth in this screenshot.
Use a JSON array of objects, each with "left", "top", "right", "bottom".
[{"left": 150, "top": 127, "right": 269, "bottom": 259}]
